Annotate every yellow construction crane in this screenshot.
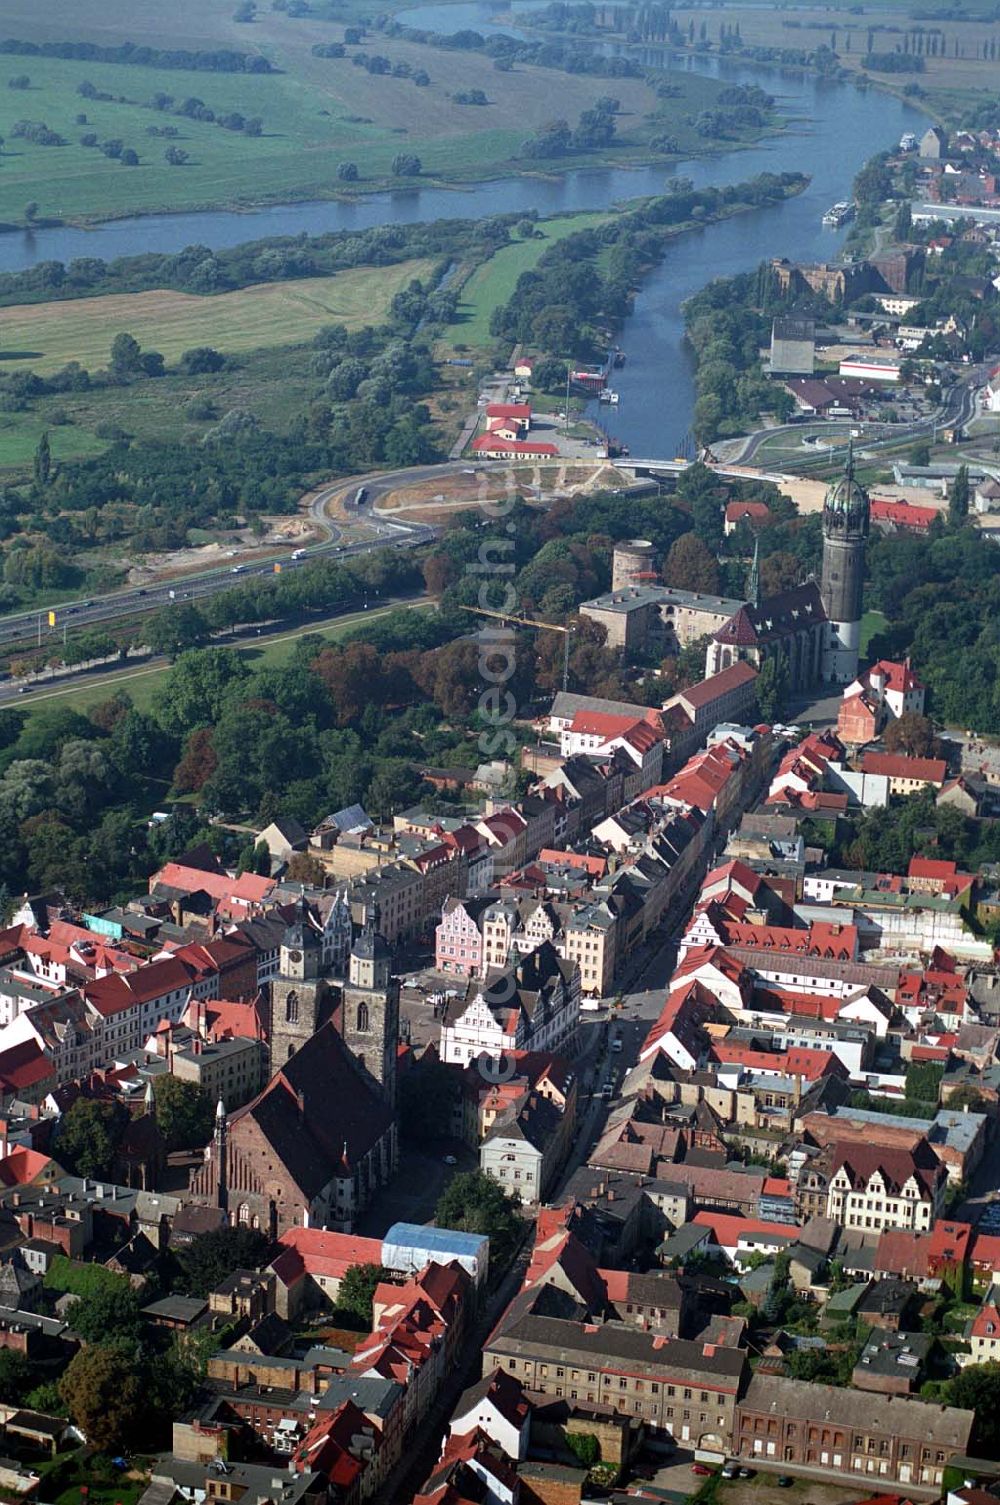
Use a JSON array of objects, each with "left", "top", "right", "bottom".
[{"left": 466, "top": 606, "right": 575, "bottom": 691}]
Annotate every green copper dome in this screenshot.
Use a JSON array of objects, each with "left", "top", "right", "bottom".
[
  {"left": 824, "top": 442, "right": 870, "bottom": 519},
  {"left": 824, "top": 472, "right": 869, "bottom": 513}
]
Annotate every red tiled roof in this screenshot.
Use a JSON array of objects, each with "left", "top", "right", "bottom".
[
  {"left": 870, "top": 498, "right": 936, "bottom": 531},
  {"left": 470, "top": 436, "right": 559, "bottom": 456},
  {"left": 0, "top": 1040, "right": 55, "bottom": 1093},
  {"left": 537, "top": 849, "right": 607, "bottom": 876},
  {"left": 725, "top": 501, "right": 771, "bottom": 523},
  {"left": 693, "top": 1211, "right": 799, "bottom": 1246},
  {"left": 860, "top": 752, "right": 947, "bottom": 783},
  {"left": 869, "top": 658, "right": 925, "bottom": 694},
  {"left": 970, "top": 1231, "right": 1000, "bottom": 1269},
  {"left": 151, "top": 862, "right": 274, "bottom": 905},
  {"left": 679, "top": 661, "right": 758, "bottom": 711},
  {"left": 711, "top": 1040, "right": 845, "bottom": 1082},
  {"left": 569, "top": 711, "right": 649, "bottom": 739},
  {"left": 484, "top": 403, "right": 531, "bottom": 419},
  {"left": 0, "top": 1147, "right": 54, "bottom": 1186},
  {"left": 704, "top": 858, "right": 760, "bottom": 889},
  {"left": 719, "top": 921, "right": 857, "bottom": 961},
  {"left": 928, "top": 1220, "right": 972, "bottom": 1264},
  {"left": 762, "top": 1177, "right": 792, "bottom": 1197},
  {"left": 271, "top": 1227, "right": 383, "bottom": 1284}
]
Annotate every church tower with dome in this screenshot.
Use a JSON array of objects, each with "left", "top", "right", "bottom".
[{"left": 820, "top": 445, "right": 870, "bottom": 684}]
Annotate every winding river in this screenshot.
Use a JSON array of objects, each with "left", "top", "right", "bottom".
[{"left": 0, "top": 9, "right": 928, "bottom": 456}]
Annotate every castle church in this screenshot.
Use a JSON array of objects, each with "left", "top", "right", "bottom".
[
  {"left": 706, "top": 452, "right": 870, "bottom": 690},
  {"left": 189, "top": 897, "right": 400, "bottom": 1235}
]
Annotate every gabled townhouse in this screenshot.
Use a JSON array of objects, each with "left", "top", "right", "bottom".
[
  {"left": 480, "top": 1089, "right": 569, "bottom": 1203},
  {"left": 449, "top": 1369, "right": 532, "bottom": 1461},
  {"left": 439, "top": 942, "right": 580, "bottom": 1066},
  {"left": 474, "top": 808, "right": 530, "bottom": 878},
  {"left": 540, "top": 754, "right": 625, "bottom": 837},
  {"left": 824, "top": 1141, "right": 946, "bottom": 1232},
  {"left": 84, "top": 951, "right": 220, "bottom": 1060},
  {"left": 967, "top": 1287, "right": 1000, "bottom": 1362},
  {"left": 414, "top": 1433, "right": 518, "bottom": 1505},
  {"left": 355, "top": 1261, "right": 471, "bottom": 1449},
  {"left": 470, "top": 895, "right": 619, "bottom": 1001},
  {"left": 458, "top": 1049, "right": 576, "bottom": 1153},
  {"left": 435, "top": 897, "right": 489, "bottom": 979}
]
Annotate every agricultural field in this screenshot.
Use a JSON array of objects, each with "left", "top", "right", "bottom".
[
  {"left": 0, "top": 0, "right": 759, "bottom": 225},
  {"left": 446, "top": 211, "right": 612, "bottom": 347},
  {"left": 0, "top": 260, "right": 436, "bottom": 373},
  {"left": 674, "top": 3, "right": 1000, "bottom": 107}
]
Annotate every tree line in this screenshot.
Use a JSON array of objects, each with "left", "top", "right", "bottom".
[
  {"left": 0, "top": 212, "right": 517, "bottom": 307},
  {"left": 0, "top": 38, "right": 276, "bottom": 71},
  {"left": 489, "top": 173, "right": 805, "bottom": 363}
]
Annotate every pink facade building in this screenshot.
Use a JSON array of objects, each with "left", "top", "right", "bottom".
[{"left": 436, "top": 898, "right": 486, "bottom": 977}]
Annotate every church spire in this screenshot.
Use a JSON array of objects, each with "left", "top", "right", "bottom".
[
  {"left": 214, "top": 1097, "right": 228, "bottom": 1215},
  {"left": 747, "top": 537, "right": 761, "bottom": 608}
]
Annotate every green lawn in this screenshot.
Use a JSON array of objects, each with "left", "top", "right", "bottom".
[
  {"left": 861, "top": 609, "right": 888, "bottom": 652},
  {"left": 11, "top": 599, "right": 434, "bottom": 721},
  {"left": 448, "top": 213, "right": 613, "bottom": 347},
  {"left": 0, "top": 412, "right": 106, "bottom": 468},
  {"left": 0, "top": 342, "right": 325, "bottom": 472},
  {"left": 0, "top": 260, "right": 436, "bottom": 373}
]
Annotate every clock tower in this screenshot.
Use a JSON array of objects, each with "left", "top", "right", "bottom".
[{"left": 270, "top": 898, "right": 334, "bottom": 1065}]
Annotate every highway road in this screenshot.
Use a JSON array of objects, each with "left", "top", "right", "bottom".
[
  {"left": 0, "top": 464, "right": 485, "bottom": 654},
  {"left": 7, "top": 371, "right": 985, "bottom": 669},
  {"left": 0, "top": 451, "right": 550, "bottom": 657}
]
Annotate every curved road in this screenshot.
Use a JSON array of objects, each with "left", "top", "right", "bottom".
[
  {"left": 0, "top": 458, "right": 520, "bottom": 677},
  {"left": 7, "top": 372, "right": 984, "bottom": 672},
  {"left": 0, "top": 469, "right": 462, "bottom": 653},
  {"left": 728, "top": 368, "right": 988, "bottom": 468}
]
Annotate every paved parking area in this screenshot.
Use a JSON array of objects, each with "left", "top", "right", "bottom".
[{"left": 356, "top": 1140, "right": 477, "bottom": 1235}]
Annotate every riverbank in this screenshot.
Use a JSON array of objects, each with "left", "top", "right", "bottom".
[
  {"left": 0, "top": 32, "right": 929, "bottom": 462},
  {"left": 0, "top": 21, "right": 782, "bottom": 231}
]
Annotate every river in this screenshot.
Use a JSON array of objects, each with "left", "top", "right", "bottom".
[{"left": 0, "top": 8, "right": 927, "bottom": 457}]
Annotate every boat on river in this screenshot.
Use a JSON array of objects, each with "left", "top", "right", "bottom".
[{"left": 822, "top": 201, "right": 856, "bottom": 227}]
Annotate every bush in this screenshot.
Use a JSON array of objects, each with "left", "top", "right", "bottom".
[{"left": 565, "top": 1431, "right": 600, "bottom": 1468}]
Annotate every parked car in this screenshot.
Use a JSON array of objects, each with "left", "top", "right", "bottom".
[
  {"left": 777, "top": 1477, "right": 794, "bottom": 1488},
  {"left": 691, "top": 1464, "right": 712, "bottom": 1477},
  {"left": 721, "top": 1465, "right": 740, "bottom": 1479}
]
